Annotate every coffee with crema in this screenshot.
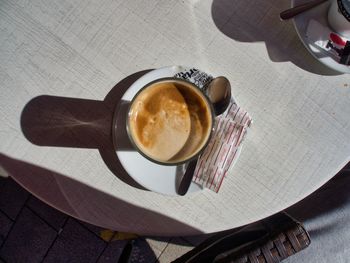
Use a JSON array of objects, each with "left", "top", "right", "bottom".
[{"left": 128, "top": 79, "right": 213, "bottom": 164}]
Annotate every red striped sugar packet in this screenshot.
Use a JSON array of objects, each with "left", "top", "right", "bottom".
[
  {"left": 306, "top": 19, "right": 350, "bottom": 65},
  {"left": 192, "top": 101, "right": 252, "bottom": 192}
]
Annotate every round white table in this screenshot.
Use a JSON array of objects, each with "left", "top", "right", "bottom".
[{"left": 1, "top": 0, "right": 349, "bottom": 236}]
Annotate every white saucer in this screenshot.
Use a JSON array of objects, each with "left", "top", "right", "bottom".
[
  {"left": 113, "top": 66, "right": 204, "bottom": 195},
  {"left": 292, "top": 0, "right": 350, "bottom": 73}
]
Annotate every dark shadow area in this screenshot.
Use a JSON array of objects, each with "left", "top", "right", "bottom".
[
  {"left": 20, "top": 70, "right": 153, "bottom": 190},
  {"left": 165, "top": 165, "right": 350, "bottom": 262},
  {"left": 0, "top": 153, "right": 202, "bottom": 236},
  {"left": 286, "top": 168, "right": 350, "bottom": 221},
  {"left": 285, "top": 166, "right": 350, "bottom": 238},
  {"left": 211, "top": 0, "right": 341, "bottom": 75}
]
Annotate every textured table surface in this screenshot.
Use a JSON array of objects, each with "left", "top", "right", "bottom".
[{"left": 1, "top": 0, "right": 350, "bottom": 236}]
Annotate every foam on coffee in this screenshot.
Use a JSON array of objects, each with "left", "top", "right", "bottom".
[{"left": 128, "top": 80, "right": 212, "bottom": 163}]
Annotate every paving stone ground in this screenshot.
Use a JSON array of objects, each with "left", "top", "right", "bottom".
[{"left": 0, "top": 177, "right": 201, "bottom": 263}]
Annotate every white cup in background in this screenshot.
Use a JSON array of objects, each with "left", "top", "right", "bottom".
[{"left": 328, "top": 0, "right": 350, "bottom": 39}]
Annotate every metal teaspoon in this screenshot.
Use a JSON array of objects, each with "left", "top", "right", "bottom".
[
  {"left": 177, "top": 76, "right": 232, "bottom": 196},
  {"left": 280, "top": 0, "right": 328, "bottom": 20}
]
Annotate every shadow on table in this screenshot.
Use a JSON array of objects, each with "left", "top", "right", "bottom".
[
  {"left": 211, "top": 0, "right": 341, "bottom": 76},
  {"left": 20, "top": 70, "right": 153, "bottom": 190},
  {"left": 0, "top": 153, "right": 202, "bottom": 237}
]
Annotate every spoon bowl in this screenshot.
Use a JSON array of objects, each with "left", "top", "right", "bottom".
[{"left": 205, "top": 76, "right": 232, "bottom": 116}]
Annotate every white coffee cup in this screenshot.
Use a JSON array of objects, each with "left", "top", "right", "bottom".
[{"left": 328, "top": 0, "right": 350, "bottom": 39}]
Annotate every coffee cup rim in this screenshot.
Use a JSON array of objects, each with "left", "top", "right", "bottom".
[
  {"left": 126, "top": 77, "right": 215, "bottom": 166},
  {"left": 337, "top": 0, "right": 350, "bottom": 22}
]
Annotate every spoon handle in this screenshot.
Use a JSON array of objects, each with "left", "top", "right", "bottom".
[
  {"left": 280, "top": 0, "right": 328, "bottom": 20},
  {"left": 178, "top": 159, "right": 198, "bottom": 196}
]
